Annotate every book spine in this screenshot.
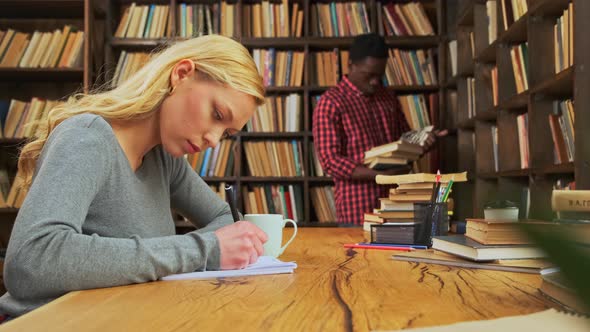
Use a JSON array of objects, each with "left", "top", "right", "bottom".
[{"left": 552, "top": 190, "right": 590, "bottom": 212}]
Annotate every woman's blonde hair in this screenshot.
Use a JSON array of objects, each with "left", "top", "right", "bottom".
[{"left": 18, "top": 34, "right": 265, "bottom": 190}]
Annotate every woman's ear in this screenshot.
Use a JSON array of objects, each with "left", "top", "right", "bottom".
[{"left": 169, "top": 59, "right": 196, "bottom": 88}]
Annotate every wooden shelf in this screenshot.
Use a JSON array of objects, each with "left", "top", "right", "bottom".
[
  {"left": 308, "top": 177, "right": 334, "bottom": 184},
  {"left": 0, "top": 138, "right": 27, "bottom": 146},
  {"left": 199, "top": 177, "right": 238, "bottom": 182},
  {"left": 457, "top": 118, "right": 475, "bottom": 129},
  {"left": 239, "top": 132, "right": 307, "bottom": 139},
  {"left": 241, "top": 38, "right": 306, "bottom": 48},
  {"left": 0, "top": 208, "right": 18, "bottom": 214},
  {"left": 308, "top": 85, "right": 439, "bottom": 94},
  {"left": 499, "top": 14, "right": 528, "bottom": 44},
  {"left": 0, "top": 68, "right": 83, "bottom": 81},
  {"left": 475, "top": 40, "right": 497, "bottom": 63},
  {"left": 306, "top": 36, "right": 355, "bottom": 48},
  {"left": 444, "top": 75, "right": 458, "bottom": 89},
  {"left": 383, "top": 36, "right": 440, "bottom": 48},
  {"left": 240, "top": 177, "right": 305, "bottom": 182},
  {"left": 498, "top": 91, "right": 528, "bottom": 110},
  {"left": 457, "top": 64, "right": 474, "bottom": 77},
  {"left": 0, "top": 0, "right": 84, "bottom": 18},
  {"left": 498, "top": 168, "right": 530, "bottom": 177},
  {"left": 456, "top": 2, "right": 474, "bottom": 26},
  {"left": 265, "top": 86, "right": 305, "bottom": 93},
  {"left": 530, "top": 67, "right": 574, "bottom": 98},
  {"left": 536, "top": 162, "right": 575, "bottom": 175},
  {"left": 110, "top": 38, "right": 171, "bottom": 50},
  {"left": 475, "top": 109, "right": 497, "bottom": 121},
  {"left": 477, "top": 172, "right": 498, "bottom": 179},
  {"left": 530, "top": 0, "right": 572, "bottom": 16}
]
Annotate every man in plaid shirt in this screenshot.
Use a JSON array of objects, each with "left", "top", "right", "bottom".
[{"left": 313, "top": 33, "right": 430, "bottom": 225}]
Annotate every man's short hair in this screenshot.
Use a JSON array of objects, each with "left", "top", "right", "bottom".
[{"left": 349, "top": 33, "right": 388, "bottom": 63}]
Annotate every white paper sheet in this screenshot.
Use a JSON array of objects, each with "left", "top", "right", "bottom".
[{"left": 161, "top": 256, "right": 297, "bottom": 281}]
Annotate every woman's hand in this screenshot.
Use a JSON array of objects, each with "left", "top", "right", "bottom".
[{"left": 215, "top": 221, "right": 268, "bottom": 270}]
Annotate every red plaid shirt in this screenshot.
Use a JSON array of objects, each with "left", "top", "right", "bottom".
[{"left": 312, "top": 76, "right": 410, "bottom": 225}]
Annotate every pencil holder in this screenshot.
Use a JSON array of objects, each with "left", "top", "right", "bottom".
[{"left": 413, "top": 202, "right": 449, "bottom": 247}]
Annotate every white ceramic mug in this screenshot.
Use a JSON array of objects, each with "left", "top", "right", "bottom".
[{"left": 244, "top": 214, "right": 298, "bottom": 258}]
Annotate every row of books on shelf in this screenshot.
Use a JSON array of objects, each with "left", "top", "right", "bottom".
[
  {"left": 381, "top": 2, "right": 434, "bottom": 37},
  {"left": 244, "top": 140, "right": 303, "bottom": 177},
  {"left": 111, "top": 46, "right": 436, "bottom": 89},
  {"left": 185, "top": 139, "right": 235, "bottom": 178},
  {"left": 253, "top": 49, "right": 305, "bottom": 87},
  {"left": 310, "top": 50, "right": 346, "bottom": 87},
  {"left": 310, "top": 47, "right": 437, "bottom": 88},
  {"left": 554, "top": 4, "right": 574, "bottom": 74},
  {"left": 510, "top": 42, "right": 529, "bottom": 94},
  {"left": 111, "top": 51, "right": 150, "bottom": 88},
  {"left": 0, "top": 98, "right": 58, "bottom": 139},
  {"left": 187, "top": 140, "right": 323, "bottom": 179},
  {"left": 0, "top": 26, "right": 83, "bottom": 69},
  {"left": 549, "top": 99, "right": 575, "bottom": 164},
  {"left": 499, "top": 0, "right": 528, "bottom": 31},
  {"left": 385, "top": 48, "right": 437, "bottom": 86},
  {"left": 487, "top": 98, "right": 574, "bottom": 173},
  {"left": 241, "top": 184, "right": 304, "bottom": 222},
  {"left": 247, "top": 94, "right": 302, "bottom": 132},
  {"left": 178, "top": 3, "right": 218, "bottom": 38},
  {"left": 0, "top": 170, "right": 26, "bottom": 209},
  {"left": 310, "top": 186, "right": 336, "bottom": 223},
  {"left": 398, "top": 94, "right": 435, "bottom": 130},
  {"left": 115, "top": 2, "right": 236, "bottom": 38},
  {"left": 311, "top": 1, "right": 370, "bottom": 37},
  {"left": 486, "top": 1, "right": 498, "bottom": 45},
  {"left": 115, "top": 3, "right": 173, "bottom": 39},
  {"left": 242, "top": 1, "right": 303, "bottom": 38}
]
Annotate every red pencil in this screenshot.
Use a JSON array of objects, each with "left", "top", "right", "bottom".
[{"left": 343, "top": 244, "right": 412, "bottom": 251}]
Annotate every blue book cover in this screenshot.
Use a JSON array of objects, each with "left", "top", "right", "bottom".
[
  {"left": 329, "top": 2, "right": 339, "bottom": 37},
  {"left": 199, "top": 147, "right": 212, "bottom": 177},
  {"left": 410, "top": 51, "right": 425, "bottom": 85},
  {"left": 291, "top": 140, "right": 301, "bottom": 176},
  {"left": 284, "top": 51, "right": 293, "bottom": 87},
  {"left": 143, "top": 4, "right": 156, "bottom": 38}
]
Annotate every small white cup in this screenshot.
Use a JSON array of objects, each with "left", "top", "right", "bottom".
[{"left": 244, "top": 214, "right": 298, "bottom": 258}]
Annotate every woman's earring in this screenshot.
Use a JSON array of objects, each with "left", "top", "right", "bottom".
[{"left": 168, "top": 85, "right": 176, "bottom": 96}]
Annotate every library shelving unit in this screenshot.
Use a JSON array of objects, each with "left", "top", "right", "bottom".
[
  {"left": 102, "top": 0, "right": 449, "bottom": 226},
  {"left": 445, "top": 0, "right": 589, "bottom": 222},
  {"left": 0, "top": 0, "right": 99, "bottom": 245}
]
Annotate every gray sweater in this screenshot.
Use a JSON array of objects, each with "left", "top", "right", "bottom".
[{"left": 0, "top": 114, "right": 233, "bottom": 317}]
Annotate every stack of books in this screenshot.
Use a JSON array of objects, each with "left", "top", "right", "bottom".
[
  {"left": 362, "top": 140, "right": 421, "bottom": 171},
  {"left": 393, "top": 218, "right": 557, "bottom": 275},
  {"left": 362, "top": 126, "right": 434, "bottom": 171},
  {"left": 363, "top": 172, "right": 467, "bottom": 239}
]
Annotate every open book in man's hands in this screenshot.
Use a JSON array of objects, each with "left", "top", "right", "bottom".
[
  {"left": 363, "top": 126, "right": 434, "bottom": 170},
  {"left": 161, "top": 256, "right": 297, "bottom": 281}
]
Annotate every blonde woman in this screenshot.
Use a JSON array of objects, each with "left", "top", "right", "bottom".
[{"left": 0, "top": 35, "right": 268, "bottom": 319}]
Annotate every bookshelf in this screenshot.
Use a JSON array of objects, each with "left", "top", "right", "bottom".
[
  {"left": 101, "top": 0, "right": 448, "bottom": 225},
  {"left": 0, "top": 0, "right": 99, "bottom": 245},
  {"left": 445, "top": 0, "right": 589, "bottom": 222}
]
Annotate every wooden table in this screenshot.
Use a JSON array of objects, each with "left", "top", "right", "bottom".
[{"left": 1, "top": 228, "right": 552, "bottom": 331}]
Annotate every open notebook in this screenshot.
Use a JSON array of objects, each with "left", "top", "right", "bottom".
[
  {"left": 161, "top": 256, "right": 297, "bottom": 281},
  {"left": 372, "top": 309, "right": 589, "bottom": 332}
]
